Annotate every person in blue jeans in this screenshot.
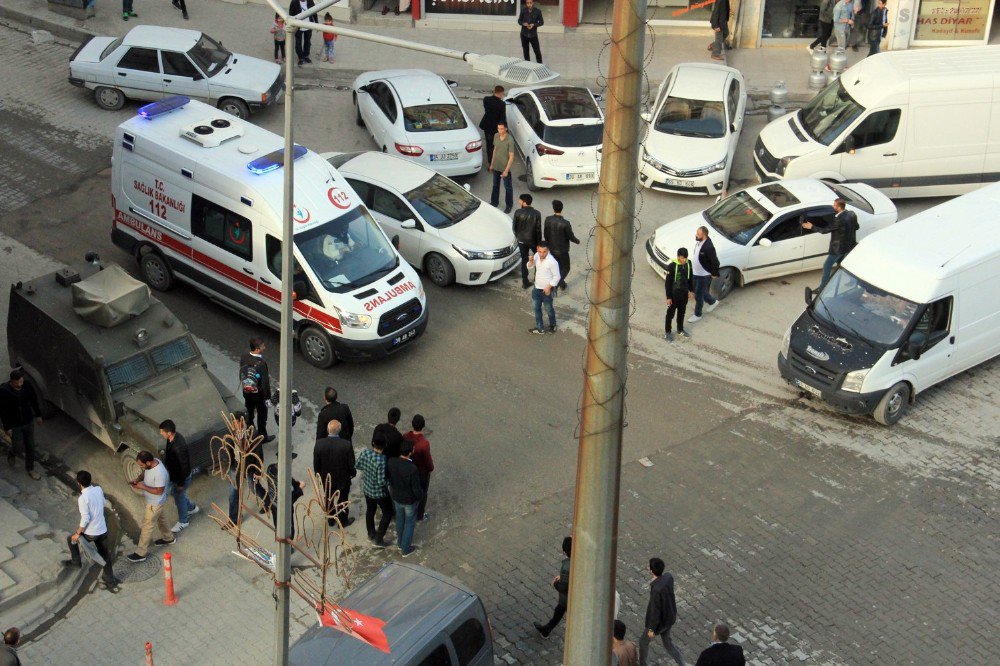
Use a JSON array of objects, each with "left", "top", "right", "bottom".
[
  {"left": 688, "top": 226, "right": 720, "bottom": 323},
  {"left": 387, "top": 443, "right": 423, "bottom": 556},
  {"left": 801, "top": 198, "right": 859, "bottom": 291},
  {"left": 490, "top": 122, "right": 516, "bottom": 213},
  {"left": 527, "top": 241, "right": 561, "bottom": 334},
  {"left": 159, "top": 420, "right": 201, "bottom": 534}
]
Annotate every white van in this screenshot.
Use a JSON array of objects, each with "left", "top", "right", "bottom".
[
  {"left": 755, "top": 46, "right": 1000, "bottom": 199},
  {"left": 778, "top": 182, "right": 1000, "bottom": 425},
  {"left": 111, "top": 96, "right": 427, "bottom": 368}
]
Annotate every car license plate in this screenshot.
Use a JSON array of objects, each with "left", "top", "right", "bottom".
[
  {"left": 794, "top": 378, "right": 822, "bottom": 397},
  {"left": 566, "top": 173, "right": 594, "bottom": 181},
  {"left": 392, "top": 328, "right": 418, "bottom": 347},
  {"left": 667, "top": 179, "right": 696, "bottom": 187},
  {"left": 501, "top": 254, "right": 518, "bottom": 270},
  {"left": 430, "top": 153, "right": 459, "bottom": 162}
]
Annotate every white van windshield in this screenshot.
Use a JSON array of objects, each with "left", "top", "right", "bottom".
[
  {"left": 813, "top": 270, "right": 918, "bottom": 346},
  {"left": 798, "top": 80, "right": 865, "bottom": 146},
  {"left": 293, "top": 206, "right": 399, "bottom": 294}
]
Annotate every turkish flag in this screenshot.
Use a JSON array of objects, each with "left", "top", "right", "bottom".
[{"left": 318, "top": 602, "right": 391, "bottom": 654}]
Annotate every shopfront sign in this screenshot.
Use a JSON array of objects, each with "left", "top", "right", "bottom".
[
  {"left": 913, "top": 0, "right": 992, "bottom": 41},
  {"left": 424, "top": 0, "right": 517, "bottom": 16}
]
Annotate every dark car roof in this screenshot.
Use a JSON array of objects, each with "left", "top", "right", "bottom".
[{"left": 289, "top": 563, "right": 480, "bottom": 665}]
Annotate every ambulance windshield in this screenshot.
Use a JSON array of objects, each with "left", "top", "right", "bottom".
[{"left": 293, "top": 206, "right": 398, "bottom": 293}]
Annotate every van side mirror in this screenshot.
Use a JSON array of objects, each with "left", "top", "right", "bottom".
[
  {"left": 906, "top": 331, "right": 927, "bottom": 360},
  {"left": 804, "top": 286, "right": 814, "bottom": 305},
  {"left": 292, "top": 281, "right": 307, "bottom": 301},
  {"left": 400, "top": 219, "right": 418, "bottom": 230},
  {"left": 640, "top": 111, "right": 652, "bottom": 123},
  {"left": 843, "top": 135, "right": 856, "bottom": 155},
  {"left": 758, "top": 238, "right": 773, "bottom": 247}
]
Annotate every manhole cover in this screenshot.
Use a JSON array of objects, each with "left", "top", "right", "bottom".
[{"left": 115, "top": 554, "right": 162, "bottom": 583}]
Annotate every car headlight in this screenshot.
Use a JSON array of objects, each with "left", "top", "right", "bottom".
[
  {"left": 331, "top": 305, "right": 372, "bottom": 329},
  {"left": 841, "top": 368, "right": 870, "bottom": 393},
  {"left": 640, "top": 147, "right": 669, "bottom": 173},
  {"left": 452, "top": 245, "right": 491, "bottom": 261},
  {"left": 776, "top": 156, "right": 794, "bottom": 176},
  {"left": 706, "top": 158, "right": 727, "bottom": 173},
  {"left": 780, "top": 327, "right": 791, "bottom": 359}
]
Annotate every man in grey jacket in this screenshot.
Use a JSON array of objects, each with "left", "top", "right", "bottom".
[{"left": 639, "top": 557, "right": 686, "bottom": 665}]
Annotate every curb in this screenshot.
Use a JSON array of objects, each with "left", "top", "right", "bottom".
[{"left": 0, "top": 4, "right": 95, "bottom": 43}]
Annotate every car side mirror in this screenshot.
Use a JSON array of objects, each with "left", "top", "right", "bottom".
[
  {"left": 906, "top": 331, "right": 927, "bottom": 360},
  {"left": 358, "top": 85, "right": 369, "bottom": 94},
  {"left": 446, "top": 79, "right": 458, "bottom": 88},
  {"left": 292, "top": 281, "right": 307, "bottom": 301},
  {"left": 592, "top": 93, "right": 604, "bottom": 103},
  {"left": 463, "top": 183, "right": 471, "bottom": 192},
  {"left": 400, "top": 219, "right": 418, "bottom": 230},
  {"left": 640, "top": 111, "right": 652, "bottom": 123},
  {"left": 804, "top": 286, "right": 814, "bottom": 305},
  {"left": 731, "top": 123, "right": 737, "bottom": 133},
  {"left": 759, "top": 238, "right": 773, "bottom": 247},
  {"left": 842, "top": 135, "right": 856, "bottom": 155}
]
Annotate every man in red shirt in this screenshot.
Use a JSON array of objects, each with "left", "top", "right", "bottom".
[{"left": 403, "top": 415, "right": 434, "bottom": 522}]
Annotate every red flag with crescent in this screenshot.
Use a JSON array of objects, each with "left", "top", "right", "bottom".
[{"left": 318, "top": 602, "right": 390, "bottom": 654}]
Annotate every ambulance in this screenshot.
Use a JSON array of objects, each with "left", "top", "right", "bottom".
[{"left": 110, "top": 96, "right": 428, "bottom": 368}]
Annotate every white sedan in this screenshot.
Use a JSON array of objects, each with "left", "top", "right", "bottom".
[
  {"left": 352, "top": 69, "right": 482, "bottom": 178},
  {"left": 324, "top": 151, "right": 518, "bottom": 287},
  {"left": 645, "top": 179, "right": 897, "bottom": 298},
  {"left": 638, "top": 63, "right": 746, "bottom": 196},
  {"left": 504, "top": 85, "right": 605, "bottom": 190}
]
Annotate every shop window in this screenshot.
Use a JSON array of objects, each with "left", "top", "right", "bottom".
[{"left": 761, "top": 0, "right": 823, "bottom": 38}]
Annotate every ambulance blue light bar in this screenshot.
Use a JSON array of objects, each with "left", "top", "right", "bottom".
[
  {"left": 247, "top": 145, "right": 308, "bottom": 175},
  {"left": 137, "top": 96, "right": 190, "bottom": 119}
]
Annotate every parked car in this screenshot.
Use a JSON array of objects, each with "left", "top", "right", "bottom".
[
  {"left": 504, "top": 85, "right": 605, "bottom": 190},
  {"left": 645, "top": 179, "right": 896, "bottom": 299},
  {"left": 68, "top": 26, "right": 282, "bottom": 119},
  {"left": 638, "top": 62, "right": 746, "bottom": 196},
  {"left": 324, "top": 151, "right": 519, "bottom": 287},
  {"left": 352, "top": 69, "right": 482, "bottom": 178}
]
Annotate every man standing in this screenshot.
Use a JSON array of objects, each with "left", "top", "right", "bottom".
[
  {"left": 239, "top": 338, "right": 274, "bottom": 443},
  {"left": 160, "top": 420, "right": 199, "bottom": 533},
  {"left": 694, "top": 624, "right": 745, "bottom": 666},
  {"left": 315, "top": 387, "right": 354, "bottom": 442},
  {"left": 867, "top": 0, "right": 888, "bottom": 57},
  {"left": 801, "top": 198, "right": 859, "bottom": 290},
  {"left": 639, "top": 557, "right": 686, "bottom": 666},
  {"left": 517, "top": 0, "right": 544, "bottom": 63},
  {"left": 832, "top": 0, "right": 854, "bottom": 49},
  {"left": 126, "top": 451, "right": 174, "bottom": 562},
  {"left": 527, "top": 241, "right": 560, "bottom": 335},
  {"left": 357, "top": 435, "right": 392, "bottom": 547},
  {"left": 171, "top": 0, "right": 189, "bottom": 20},
  {"left": 387, "top": 442, "right": 422, "bottom": 557},
  {"left": 543, "top": 200, "right": 581, "bottom": 290},
  {"left": 664, "top": 248, "right": 694, "bottom": 341},
  {"left": 613, "top": 620, "right": 640, "bottom": 666},
  {"left": 514, "top": 194, "right": 543, "bottom": 289},
  {"left": 479, "top": 86, "right": 507, "bottom": 167},
  {"left": 709, "top": 0, "right": 730, "bottom": 61},
  {"left": 372, "top": 407, "right": 405, "bottom": 459},
  {"left": 63, "top": 470, "right": 118, "bottom": 589},
  {"left": 490, "top": 122, "right": 516, "bottom": 213},
  {"left": 689, "top": 226, "right": 720, "bottom": 324},
  {"left": 848, "top": 0, "right": 868, "bottom": 51},
  {"left": 289, "top": 0, "right": 319, "bottom": 65},
  {"left": 403, "top": 414, "right": 434, "bottom": 522},
  {"left": 1, "top": 628, "right": 20, "bottom": 666},
  {"left": 533, "top": 536, "right": 571, "bottom": 638},
  {"left": 0, "top": 369, "right": 43, "bottom": 481},
  {"left": 314, "top": 420, "right": 356, "bottom": 526},
  {"left": 809, "top": 0, "right": 835, "bottom": 51}
]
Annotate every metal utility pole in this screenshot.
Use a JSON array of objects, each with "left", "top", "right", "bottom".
[{"left": 563, "top": 0, "right": 647, "bottom": 661}]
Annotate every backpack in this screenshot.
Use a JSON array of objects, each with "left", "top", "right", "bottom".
[{"left": 240, "top": 360, "right": 262, "bottom": 395}]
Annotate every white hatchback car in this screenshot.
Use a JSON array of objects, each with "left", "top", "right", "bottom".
[
  {"left": 638, "top": 63, "right": 746, "bottom": 197},
  {"left": 324, "top": 151, "right": 519, "bottom": 287},
  {"left": 68, "top": 26, "right": 282, "bottom": 119},
  {"left": 646, "top": 179, "right": 897, "bottom": 299},
  {"left": 504, "top": 86, "right": 605, "bottom": 190},
  {"left": 352, "top": 70, "right": 482, "bottom": 178}
]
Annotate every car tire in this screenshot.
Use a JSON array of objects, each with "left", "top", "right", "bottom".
[
  {"left": 714, "top": 267, "right": 737, "bottom": 300},
  {"left": 354, "top": 94, "right": 364, "bottom": 127},
  {"left": 94, "top": 87, "right": 126, "bottom": 111},
  {"left": 873, "top": 382, "right": 910, "bottom": 426},
  {"left": 425, "top": 252, "right": 456, "bottom": 287},
  {"left": 299, "top": 325, "right": 337, "bottom": 369},
  {"left": 139, "top": 252, "right": 174, "bottom": 291},
  {"left": 218, "top": 97, "right": 250, "bottom": 120},
  {"left": 526, "top": 158, "right": 540, "bottom": 192}
]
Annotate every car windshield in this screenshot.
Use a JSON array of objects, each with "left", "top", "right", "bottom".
[
  {"left": 403, "top": 104, "right": 467, "bottom": 133},
  {"left": 405, "top": 174, "right": 480, "bottom": 229},
  {"left": 703, "top": 191, "right": 773, "bottom": 245},
  {"left": 186, "top": 34, "right": 230, "bottom": 78},
  {"left": 813, "top": 270, "right": 919, "bottom": 346},
  {"left": 542, "top": 124, "right": 604, "bottom": 147},
  {"left": 293, "top": 206, "right": 399, "bottom": 293},
  {"left": 798, "top": 79, "right": 865, "bottom": 146},
  {"left": 149, "top": 336, "right": 199, "bottom": 372},
  {"left": 825, "top": 182, "right": 874, "bottom": 214},
  {"left": 654, "top": 97, "right": 726, "bottom": 138},
  {"left": 535, "top": 88, "right": 601, "bottom": 120}
]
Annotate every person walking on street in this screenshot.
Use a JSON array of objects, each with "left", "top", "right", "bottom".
[
  {"left": 160, "top": 420, "right": 200, "bottom": 533},
  {"left": 639, "top": 557, "right": 686, "bottom": 666},
  {"left": 847, "top": 0, "right": 868, "bottom": 51},
  {"left": 801, "top": 198, "right": 859, "bottom": 290},
  {"left": 517, "top": 0, "right": 544, "bottom": 63},
  {"left": 171, "top": 0, "right": 189, "bottom": 20},
  {"left": 490, "top": 122, "right": 516, "bottom": 213},
  {"left": 694, "top": 624, "right": 745, "bottom": 666},
  {"left": 240, "top": 338, "right": 274, "bottom": 443},
  {"left": 527, "top": 241, "right": 560, "bottom": 334},
  {"left": 0, "top": 369, "right": 43, "bottom": 481},
  {"left": 543, "top": 200, "right": 580, "bottom": 290},
  {"left": 480, "top": 86, "right": 507, "bottom": 167},
  {"left": 1, "top": 628, "right": 21, "bottom": 666},
  {"left": 403, "top": 414, "right": 434, "bottom": 522},
  {"left": 314, "top": 420, "right": 356, "bottom": 526},
  {"left": 126, "top": 451, "right": 174, "bottom": 562},
  {"left": 357, "top": 434, "right": 392, "bottom": 547},
  {"left": 689, "top": 226, "right": 720, "bottom": 324},
  {"left": 121, "top": 0, "right": 137, "bottom": 21},
  {"left": 289, "top": 0, "right": 319, "bottom": 65},
  {"left": 387, "top": 442, "right": 422, "bottom": 557},
  {"left": 664, "top": 248, "right": 694, "bottom": 341},
  {"left": 533, "top": 536, "right": 572, "bottom": 638},
  {"left": 832, "top": 0, "right": 854, "bottom": 50},
  {"left": 63, "top": 470, "right": 118, "bottom": 589},
  {"left": 614, "top": 619, "right": 640, "bottom": 666},
  {"left": 809, "top": 0, "right": 835, "bottom": 51},
  {"left": 709, "top": 0, "right": 730, "bottom": 60},
  {"left": 316, "top": 386, "right": 354, "bottom": 441},
  {"left": 373, "top": 407, "right": 405, "bottom": 458},
  {"left": 514, "top": 194, "right": 543, "bottom": 289},
  {"left": 866, "top": 0, "right": 888, "bottom": 57}
]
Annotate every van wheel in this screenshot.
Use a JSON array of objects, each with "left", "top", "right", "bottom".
[
  {"left": 354, "top": 94, "right": 364, "bottom": 127},
  {"left": 526, "top": 159, "right": 540, "bottom": 192},
  {"left": 218, "top": 97, "right": 250, "bottom": 120},
  {"left": 425, "top": 253, "right": 455, "bottom": 287},
  {"left": 95, "top": 87, "right": 126, "bottom": 111},
  {"left": 140, "top": 252, "right": 174, "bottom": 291},
  {"left": 873, "top": 382, "right": 910, "bottom": 426},
  {"left": 714, "top": 267, "right": 737, "bottom": 300},
  {"left": 299, "top": 325, "right": 336, "bottom": 369}
]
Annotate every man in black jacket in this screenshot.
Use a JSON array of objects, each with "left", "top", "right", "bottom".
[
  {"left": 160, "top": 420, "right": 199, "bottom": 533},
  {"left": 289, "top": 0, "right": 319, "bottom": 66},
  {"left": 372, "top": 407, "right": 405, "bottom": 459},
  {"left": 513, "top": 194, "right": 542, "bottom": 289},
  {"left": 543, "top": 200, "right": 581, "bottom": 290},
  {"left": 479, "top": 86, "right": 507, "bottom": 167},
  {"left": 533, "top": 536, "right": 572, "bottom": 638},
  {"left": 315, "top": 386, "right": 354, "bottom": 442},
  {"left": 0, "top": 369, "right": 43, "bottom": 480},
  {"left": 694, "top": 623, "right": 745, "bottom": 666},
  {"left": 802, "top": 198, "right": 860, "bottom": 290},
  {"left": 387, "top": 442, "right": 422, "bottom": 556},
  {"left": 314, "top": 420, "right": 356, "bottom": 526},
  {"left": 689, "top": 226, "right": 720, "bottom": 323},
  {"left": 517, "top": 0, "right": 544, "bottom": 63},
  {"left": 664, "top": 249, "right": 695, "bottom": 341},
  {"left": 640, "top": 557, "right": 686, "bottom": 666},
  {"left": 239, "top": 338, "right": 274, "bottom": 443},
  {"left": 710, "top": 0, "right": 730, "bottom": 60}
]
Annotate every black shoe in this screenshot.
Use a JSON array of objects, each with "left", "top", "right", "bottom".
[
  {"left": 372, "top": 538, "right": 387, "bottom": 548},
  {"left": 367, "top": 533, "right": 376, "bottom": 542},
  {"left": 126, "top": 553, "right": 146, "bottom": 563},
  {"left": 504, "top": 206, "right": 513, "bottom": 214},
  {"left": 547, "top": 326, "right": 557, "bottom": 334},
  {"left": 171, "top": 0, "right": 179, "bottom": 7},
  {"left": 298, "top": 59, "right": 304, "bottom": 66},
  {"left": 304, "top": 57, "right": 313, "bottom": 63},
  {"left": 263, "top": 435, "right": 276, "bottom": 443},
  {"left": 558, "top": 281, "right": 567, "bottom": 290},
  {"left": 529, "top": 328, "right": 545, "bottom": 335},
  {"left": 154, "top": 538, "right": 176, "bottom": 547},
  {"left": 522, "top": 282, "right": 531, "bottom": 289},
  {"left": 183, "top": 12, "right": 189, "bottom": 19},
  {"left": 533, "top": 622, "right": 551, "bottom": 639},
  {"left": 62, "top": 559, "right": 82, "bottom": 568},
  {"left": 343, "top": 517, "right": 356, "bottom": 527}
]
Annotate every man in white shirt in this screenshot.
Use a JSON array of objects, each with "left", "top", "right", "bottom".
[
  {"left": 526, "top": 240, "right": 561, "bottom": 334},
  {"left": 64, "top": 470, "right": 117, "bottom": 587},
  {"left": 126, "top": 451, "right": 174, "bottom": 562},
  {"left": 689, "top": 225, "right": 721, "bottom": 323}
]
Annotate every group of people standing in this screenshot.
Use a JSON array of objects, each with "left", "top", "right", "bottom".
[
  {"left": 809, "top": 0, "right": 890, "bottom": 58},
  {"left": 663, "top": 226, "right": 723, "bottom": 341}
]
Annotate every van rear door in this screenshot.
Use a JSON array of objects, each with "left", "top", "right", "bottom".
[{"left": 837, "top": 108, "right": 904, "bottom": 198}]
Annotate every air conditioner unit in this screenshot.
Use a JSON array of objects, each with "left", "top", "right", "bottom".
[{"left": 180, "top": 117, "right": 245, "bottom": 148}]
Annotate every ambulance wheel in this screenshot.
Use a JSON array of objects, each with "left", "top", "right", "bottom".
[
  {"left": 140, "top": 252, "right": 174, "bottom": 291},
  {"left": 354, "top": 94, "right": 363, "bottom": 127},
  {"left": 714, "top": 267, "right": 737, "bottom": 300},
  {"left": 873, "top": 382, "right": 910, "bottom": 426},
  {"left": 218, "top": 97, "right": 250, "bottom": 120},
  {"left": 95, "top": 87, "right": 125, "bottom": 111},
  {"left": 425, "top": 253, "right": 455, "bottom": 287},
  {"left": 299, "top": 326, "right": 336, "bottom": 369}
]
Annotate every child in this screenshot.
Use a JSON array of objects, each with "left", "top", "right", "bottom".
[
  {"left": 321, "top": 13, "right": 337, "bottom": 63},
  {"left": 271, "top": 14, "right": 286, "bottom": 64}
]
